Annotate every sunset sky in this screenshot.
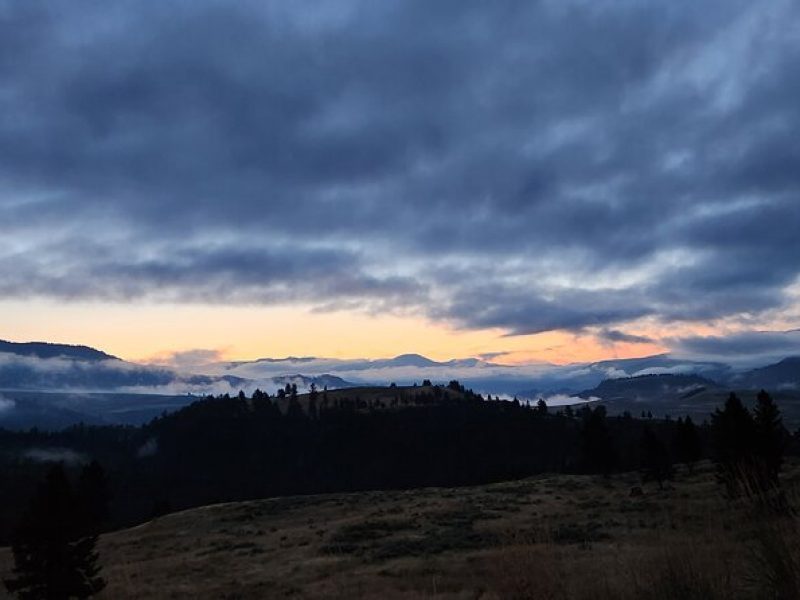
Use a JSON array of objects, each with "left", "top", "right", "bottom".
[{"left": 1, "top": 1, "right": 799, "bottom": 366}]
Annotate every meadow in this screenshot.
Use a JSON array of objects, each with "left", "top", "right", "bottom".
[{"left": 3, "top": 460, "right": 798, "bottom": 599}]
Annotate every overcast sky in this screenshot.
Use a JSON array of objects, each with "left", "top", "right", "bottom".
[{"left": 1, "top": 0, "right": 799, "bottom": 363}]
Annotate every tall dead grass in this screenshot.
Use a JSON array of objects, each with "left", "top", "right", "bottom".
[{"left": 488, "top": 484, "right": 800, "bottom": 599}]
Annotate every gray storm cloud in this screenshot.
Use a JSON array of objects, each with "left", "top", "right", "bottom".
[
  {"left": 668, "top": 330, "right": 800, "bottom": 367},
  {"left": 0, "top": 0, "right": 798, "bottom": 338}
]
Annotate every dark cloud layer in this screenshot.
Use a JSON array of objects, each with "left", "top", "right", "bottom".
[
  {"left": 669, "top": 330, "right": 800, "bottom": 366},
  {"left": 1, "top": 0, "right": 799, "bottom": 339},
  {"left": 671, "top": 330, "right": 800, "bottom": 358},
  {"left": 597, "top": 329, "right": 655, "bottom": 345}
]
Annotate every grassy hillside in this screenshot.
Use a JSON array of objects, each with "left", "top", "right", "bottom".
[{"left": 4, "top": 462, "right": 800, "bottom": 599}]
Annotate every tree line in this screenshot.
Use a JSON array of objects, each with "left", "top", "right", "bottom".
[{"left": 0, "top": 384, "right": 795, "bottom": 598}]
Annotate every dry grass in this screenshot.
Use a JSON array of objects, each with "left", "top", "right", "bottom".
[{"left": 2, "top": 461, "right": 800, "bottom": 598}]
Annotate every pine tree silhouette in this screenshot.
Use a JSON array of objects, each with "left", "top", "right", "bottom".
[
  {"left": 753, "top": 390, "right": 785, "bottom": 489},
  {"left": 640, "top": 426, "right": 673, "bottom": 489},
  {"left": 673, "top": 416, "right": 702, "bottom": 473},
  {"left": 580, "top": 406, "right": 616, "bottom": 476},
  {"left": 4, "top": 464, "right": 106, "bottom": 599},
  {"left": 286, "top": 384, "right": 305, "bottom": 420},
  {"left": 77, "top": 461, "right": 110, "bottom": 535},
  {"left": 711, "top": 393, "right": 757, "bottom": 498},
  {"left": 308, "top": 383, "right": 319, "bottom": 419}
]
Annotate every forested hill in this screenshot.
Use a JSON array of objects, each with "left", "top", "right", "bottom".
[
  {"left": 0, "top": 382, "right": 796, "bottom": 547},
  {"left": 0, "top": 382, "right": 660, "bottom": 543},
  {"left": 580, "top": 374, "right": 717, "bottom": 400}
]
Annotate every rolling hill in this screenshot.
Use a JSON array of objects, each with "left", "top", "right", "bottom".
[
  {"left": 731, "top": 356, "right": 800, "bottom": 390},
  {"left": 2, "top": 462, "right": 798, "bottom": 599},
  {"left": 579, "top": 373, "right": 717, "bottom": 402},
  {"left": 576, "top": 372, "right": 800, "bottom": 425},
  {"left": 0, "top": 340, "right": 118, "bottom": 361}
]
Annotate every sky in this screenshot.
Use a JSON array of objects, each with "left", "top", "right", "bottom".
[{"left": 1, "top": 0, "right": 799, "bottom": 365}]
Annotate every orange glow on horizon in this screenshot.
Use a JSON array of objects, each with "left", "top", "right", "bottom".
[{"left": 0, "top": 298, "right": 763, "bottom": 367}]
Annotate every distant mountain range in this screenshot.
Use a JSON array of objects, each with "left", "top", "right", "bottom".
[
  {"left": 0, "top": 338, "right": 798, "bottom": 428},
  {"left": 2, "top": 340, "right": 798, "bottom": 398},
  {"left": 573, "top": 364, "right": 800, "bottom": 424},
  {"left": 0, "top": 340, "right": 356, "bottom": 429},
  {"left": 0, "top": 340, "right": 354, "bottom": 395},
  {"left": 576, "top": 360, "right": 799, "bottom": 402}
]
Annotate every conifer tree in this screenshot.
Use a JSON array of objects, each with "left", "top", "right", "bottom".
[
  {"left": 673, "top": 416, "right": 702, "bottom": 473},
  {"left": 308, "top": 383, "right": 318, "bottom": 419},
  {"left": 286, "top": 384, "right": 304, "bottom": 420},
  {"left": 77, "top": 461, "right": 110, "bottom": 533},
  {"left": 711, "top": 393, "right": 757, "bottom": 497},
  {"left": 753, "top": 390, "right": 784, "bottom": 488},
  {"left": 580, "top": 406, "right": 616, "bottom": 476},
  {"left": 4, "top": 464, "right": 106, "bottom": 599},
  {"left": 641, "top": 427, "right": 673, "bottom": 489}
]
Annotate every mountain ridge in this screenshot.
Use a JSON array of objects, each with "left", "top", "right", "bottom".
[
  {"left": 0, "top": 340, "right": 118, "bottom": 361},
  {"left": 2, "top": 339, "right": 799, "bottom": 416}
]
